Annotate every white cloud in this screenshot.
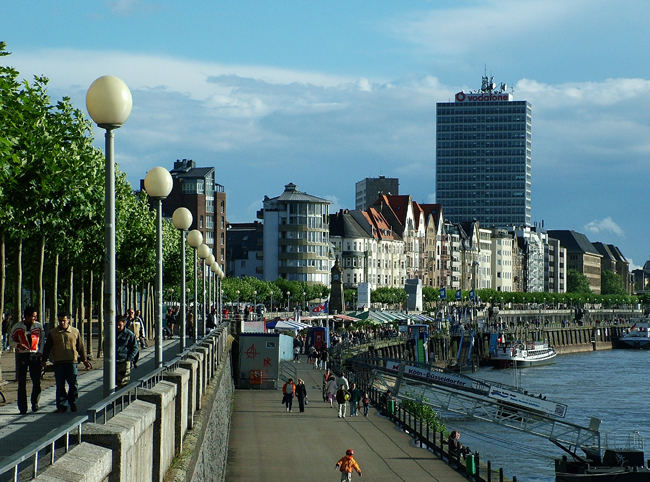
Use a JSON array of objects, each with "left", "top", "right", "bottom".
[{"left": 584, "top": 217, "right": 624, "bottom": 237}]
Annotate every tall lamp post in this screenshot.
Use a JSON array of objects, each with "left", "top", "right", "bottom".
[
  {"left": 172, "top": 207, "right": 193, "bottom": 352},
  {"left": 210, "top": 261, "right": 218, "bottom": 325},
  {"left": 86, "top": 75, "right": 132, "bottom": 397},
  {"left": 270, "top": 291, "right": 274, "bottom": 314},
  {"left": 206, "top": 254, "right": 215, "bottom": 326},
  {"left": 144, "top": 167, "right": 173, "bottom": 367},
  {"left": 198, "top": 244, "right": 211, "bottom": 336},
  {"left": 253, "top": 290, "right": 257, "bottom": 320},
  {"left": 302, "top": 291, "right": 306, "bottom": 313},
  {"left": 286, "top": 291, "right": 291, "bottom": 313},
  {"left": 187, "top": 229, "right": 203, "bottom": 343}
]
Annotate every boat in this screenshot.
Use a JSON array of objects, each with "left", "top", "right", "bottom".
[
  {"left": 615, "top": 320, "right": 650, "bottom": 349},
  {"left": 489, "top": 340, "right": 557, "bottom": 368},
  {"left": 555, "top": 433, "right": 650, "bottom": 481}
]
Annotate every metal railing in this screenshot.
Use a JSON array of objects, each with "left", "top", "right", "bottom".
[
  {"left": 1, "top": 322, "right": 231, "bottom": 480},
  {"left": 0, "top": 416, "right": 87, "bottom": 482}
]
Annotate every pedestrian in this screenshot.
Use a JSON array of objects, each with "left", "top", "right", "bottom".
[
  {"left": 336, "top": 384, "right": 349, "bottom": 418},
  {"left": 11, "top": 306, "right": 44, "bottom": 414},
  {"left": 293, "top": 345, "right": 300, "bottom": 362},
  {"left": 206, "top": 307, "right": 216, "bottom": 330},
  {"left": 187, "top": 310, "right": 195, "bottom": 338},
  {"left": 349, "top": 383, "right": 361, "bottom": 416},
  {"left": 42, "top": 314, "right": 91, "bottom": 412},
  {"left": 308, "top": 345, "right": 316, "bottom": 364},
  {"left": 338, "top": 373, "right": 350, "bottom": 390},
  {"left": 319, "top": 348, "right": 329, "bottom": 370},
  {"left": 362, "top": 392, "right": 370, "bottom": 417},
  {"left": 448, "top": 430, "right": 469, "bottom": 457},
  {"left": 2, "top": 313, "right": 11, "bottom": 351},
  {"left": 335, "top": 449, "right": 362, "bottom": 480},
  {"left": 322, "top": 368, "right": 333, "bottom": 400},
  {"left": 295, "top": 378, "right": 307, "bottom": 412},
  {"left": 326, "top": 377, "right": 338, "bottom": 408},
  {"left": 165, "top": 307, "right": 175, "bottom": 339},
  {"left": 116, "top": 316, "right": 139, "bottom": 388},
  {"left": 127, "top": 310, "right": 146, "bottom": 368},
  {"left": 282, "top": 378, "right": 296, "bottom": 412},
  {"left": 312, "top": 348, "right": 320, "bottom": 369}
]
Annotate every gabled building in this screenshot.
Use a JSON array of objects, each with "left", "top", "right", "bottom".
[
  {"left": 547, "top": 230, "right": 602, "bottom": 294},
  {"left": 372, "top": 194, "right": 425, "bottom": 280},
  {"left": 545, "top": 236, "right": 567, "bottom": 293},
  {"left": 329, "top": 208, "right": 406, "bottom": 290},
  {"left": 491, "top": 229, "right": 514, "bottom": 292},
  {"left": 593, "top": 242, "right": 630, "bottom": 294},
  {"left": 420, "top": 204, "right": 444, "bottom": 287}
]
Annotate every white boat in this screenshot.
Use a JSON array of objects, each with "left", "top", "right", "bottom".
[
  {"left": 489, "top": 340, "right": 557, "bottom": 368},
  {"left": 616, "top": 320, "right": 650, "bottom": 349}
]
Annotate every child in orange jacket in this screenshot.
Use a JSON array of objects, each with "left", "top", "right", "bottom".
[{"left": 335, "top": 449, "right": 362, "bottom": 480}]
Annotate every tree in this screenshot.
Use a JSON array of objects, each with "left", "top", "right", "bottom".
[
  {"left": 601, "top": 270, "right": 626, "bottom": 295},
  {"left": 567, "top": 269, "right": 591, "bottom": 294}
]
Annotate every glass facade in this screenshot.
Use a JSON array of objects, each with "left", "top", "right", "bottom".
[{"left": 436, "top": 100, "right": 532, "bottom": 227}]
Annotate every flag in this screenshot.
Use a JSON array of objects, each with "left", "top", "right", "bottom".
[
  {"left": 311, "top": 301, "right": 328, "bottom": 314},
  {"left": 456, "top": 289, "right": 462, "bottom": 300},
  {"left": 469, "top": 289, "right": 475, "bottom": 301},
  {"left": 440, "top": 287, "right": 446, "bottom": 300}
]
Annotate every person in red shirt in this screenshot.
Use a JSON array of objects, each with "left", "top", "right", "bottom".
[{"left": 11, "top": 306, "right": 44, "bottom": 414}]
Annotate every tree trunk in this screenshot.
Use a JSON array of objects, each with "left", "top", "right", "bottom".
[
  {"left": 0, "top": 232, "right": 5, "bottom": 327},
  {"left": 79, "top": 271, "right": 85, "bottom": 342},
  {"left": 87, "top": 270, "right": 93, "bottom": 357},
  {"left": 38, "top": 237, "right": 45, "bottom": 328},
  {"left": 68, "top": 266, "right": 74, "bottom": 326},
  {"left": 118, "top": 279, "right": 124, "bottom": 317},
  {"left": 97, "top": 277, "right": 104, "bottom": 357},
  {"left": 51, "top": 252, "right": 59, "bottom": 326},
  {"left": 16, "top": 237, "right": 22, "bottom": 323}
]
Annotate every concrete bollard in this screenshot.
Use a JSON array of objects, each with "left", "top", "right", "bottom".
[
  {"left": 163, "top": 367, "right": 190, "bottom": 454},
  {"left": 82, "top": 400, "right": 156, "bottom": 482},
  {"left": 178, "top": 357, "right": 199, "bottom": 428},
  {"left": 33, "top": 442, "right": 112, "bottom": 482},
  {"left": 187, "top": 350, "right": 205, "bottom": 410},
  {"left": 138, "top": 381, "right": 177, "bottom": 482}
]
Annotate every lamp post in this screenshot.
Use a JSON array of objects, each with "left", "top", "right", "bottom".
[
  {"left": 211, "top": 261, "right": 219, "bottom": 325},
  {"left": 286, "top": 291, "right": 291, "bottom": 313},
  {"left": 236, "top": 290, "right": 240, "bottom": 311},
  {"left": 172, "top": 207, "right": 192, "bottom": 352},
  {"left": 206, "top": 254, "right": 215, "bottom": 328},
  {"left": 302, "top": 291, "right": 306, "bottom": 313},
  {"left": 270, "top": 291, "right": 274, "bottom": 314},
  {"left": 187, "top": 229, "right": 203, "bottom": 343},
  {"left": 86, "top": 75, "right": 132, "bottom": 397},
  {"left": 144, "top": 167, "right": 173, "bottom": 368},
  {"left": 198, "top": 243, "right": 210, "bottom": 337}
]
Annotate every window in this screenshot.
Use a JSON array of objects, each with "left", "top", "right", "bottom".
[
  {"left": 220, "top": 217, "right": 225, "bottom": 229},
  {"left": 199, "top": 215, "right": 204, "bottom": 228}
]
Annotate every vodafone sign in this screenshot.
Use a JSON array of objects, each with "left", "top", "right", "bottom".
[{"left": 455, "top": 91, "right": 511, "bottom": 102}]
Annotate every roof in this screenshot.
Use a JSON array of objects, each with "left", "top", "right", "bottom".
[
  {"left": 329, "top": 210, "right": 370, "bottom": 239},
  {"left": 420, "top": 203, "right": 442, "bottom": 229},
  {"left": 173, "top": 167, "right": 214, "bottom": 179},
  {"left": 547, "top": 230, "right": 600, "bottom": 256},
  {"left": 592, "top": 242, "right": 616, "bottom": 261},
  {"left": 266, "top": 183, "right": 330, "bottom": 204}
]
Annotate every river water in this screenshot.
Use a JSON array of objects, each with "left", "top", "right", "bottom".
[{"left": 445, "top": 349, "right": 650, "bottom": 481}]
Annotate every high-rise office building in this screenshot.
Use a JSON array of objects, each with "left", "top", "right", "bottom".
[
  {"left": 436, "top": 76, "right": 531, "bottom": 227},
  {"left": 355, "top": 176, "right": 399, "bottom": 211}
]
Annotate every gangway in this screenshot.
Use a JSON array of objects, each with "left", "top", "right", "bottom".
[{"left": 350, "top": 357, "right": 601, "bottom": 460}]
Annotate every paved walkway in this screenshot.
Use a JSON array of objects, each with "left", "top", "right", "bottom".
[
  {"left": 227, "top": 359, "right": 467, "bottom": 481},
  {"left": 0, "top": 337, "right": 188, "bottom": 461}
]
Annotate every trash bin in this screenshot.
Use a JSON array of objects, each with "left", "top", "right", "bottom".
[
  {"left": 464, "top": 454, "right": 475, "bottom": 475},
  {"left": 387, "top": 399, "right": 395, "bottom": 414}
]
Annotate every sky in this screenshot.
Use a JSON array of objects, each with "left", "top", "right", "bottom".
[{"left": 2, "top": 0, "right": 650, "bottom": 268}]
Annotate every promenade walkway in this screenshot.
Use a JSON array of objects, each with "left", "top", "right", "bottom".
[
  {"left": 227, "top": 359, "right": 467, "bottom": 481},
  {"left": 0, "top": 337, "right": 186, "bottom": 461}
]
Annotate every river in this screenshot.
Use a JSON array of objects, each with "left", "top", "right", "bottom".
[{"left": 446, "top": 349, "right": 650, "bottom": 481}]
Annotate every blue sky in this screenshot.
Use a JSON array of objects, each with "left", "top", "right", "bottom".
[{"left": 3, "top": 0, "right": 650, "bottom": 268}]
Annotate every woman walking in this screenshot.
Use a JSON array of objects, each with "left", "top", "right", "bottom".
[{"left": 296, "top": 378, "right": 307, "bottom": 412}]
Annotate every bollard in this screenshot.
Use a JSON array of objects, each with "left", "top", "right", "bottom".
[
  {"left": 487, "top": 461, "right": 491, "bottom": 482},
  {"left": 499, "top": 467, "right": 504, "bottom": 482}
]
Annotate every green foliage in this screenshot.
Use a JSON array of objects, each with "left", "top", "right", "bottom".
[
  {"left": 371, "top": 286, "right": 407, "bottom": 305},
  {"left": 401, "top": 397, "right": 447, "bottom": 435},
  {"left": 601, "top": 270, "right": 626, "bottom": 295},
  {"left": 567, "top": 269, "right": 592, "bottom": 294},
  {"left": 220, "top": 276, "right": 330, "bottom": 307}
]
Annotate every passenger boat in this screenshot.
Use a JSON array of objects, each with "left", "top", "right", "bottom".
[
  {"left": 489, "top": 340, "right": 557, "bottom": 368},
  {"left": 615, "top": 320, "right": 650, "bottom": 349}
]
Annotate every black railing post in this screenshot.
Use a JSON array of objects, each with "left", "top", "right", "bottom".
[
  {"left": 475, "top": 452, "right": 480, "bottom": 480},
  {"left": 499, "top": 467, "right": 504, "bottom": 482},
  {"left": 487, "top": 461, "right": 491, "bottom": 482}
]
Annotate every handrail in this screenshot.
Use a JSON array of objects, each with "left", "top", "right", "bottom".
[{"left": 0, "top": 416, "right": 87, "bottom": 481}]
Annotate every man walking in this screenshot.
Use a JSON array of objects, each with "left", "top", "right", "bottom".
[
  {"left": 12, "top": 306, "right": 44, "bottom": 414},
  {"left": 336, "top": 384, "right": 349, "bottom": 418},
  {"left": 116, "top": 316, "right": 139, "bottom": 388},
  {"left": 349, "top": 382, "right": 362, "bottom": 416},
  {"left": 42, "top": 314, "right": 91, "bottom": 412}
]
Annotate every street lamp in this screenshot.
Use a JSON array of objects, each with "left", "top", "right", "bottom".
[
  {"left": 211, "top": 261, "right": 219, "bottom": 325},
  {"left": 236, "top": 290, "right": 240, "bottom": 310},
  {"left": 270, "top": 291, "right": 274, "bottom": 314},
  {"left": 144, "top": 166, "right": 173, "bottom": 367},
  {"left": 86, "top": 75, "right": 132, "bottom": 397},
  {"left": 206, "top": 254, "right": 215, "bottom": 315},
  {"left": 253, "top": 290, "right": 257, "bottom": 320},
  {"left": 187, "top": 229, "right": 203, "bottom": 343},
  {"left": 286, "top": 291, "right": 291, "bottom": 312},
  {"left": 198, "top": 243, "right": 211, "bottom": 336},
  {"left": 172, "top": 207, "right": 193, "bottom": 352},
  {"left": 302, "top": 291, "right": 306, "bottom": 312}
]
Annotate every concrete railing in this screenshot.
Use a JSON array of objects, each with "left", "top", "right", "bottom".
[{"left": 6, "top": 323, "right": 233, "bottom": 482}]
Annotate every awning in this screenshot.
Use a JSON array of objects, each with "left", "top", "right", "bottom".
[{"left": 266, "top": 319, "right": 310, "bottom": 331}]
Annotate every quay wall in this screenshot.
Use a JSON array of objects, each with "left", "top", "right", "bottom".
[{"left": 34, "top": 325, "right": 233, "bottom": 482}]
